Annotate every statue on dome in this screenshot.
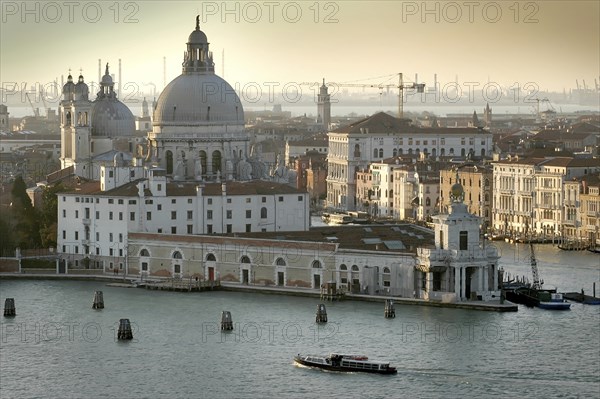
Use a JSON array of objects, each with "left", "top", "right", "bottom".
[
  {"left": 194, "top": 155, "right": 203, "bottom": 180},
  {"left": 237, "top": 156, "right": 253, "bottom": 181},
  {"left": 174, "top": 151, "right": 185, "bottom": 179},
  {"left": 272, "top": 153, "right": 289, "bottom": 183}
]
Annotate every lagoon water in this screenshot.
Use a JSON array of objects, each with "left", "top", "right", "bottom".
[{"left": 1, "top": 242, "right": 599, "bottom": 399}]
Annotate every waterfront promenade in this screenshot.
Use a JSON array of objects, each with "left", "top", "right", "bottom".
[{"left": 0, "top": 272, "right": 517, "bottom": 312}]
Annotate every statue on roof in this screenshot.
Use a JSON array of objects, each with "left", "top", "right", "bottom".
[
  {"left": 196, "top": 15, "right": 200, "bottom": 30},
  {"left": 105, "top": 63, "right": 109, "bottom": 75}
]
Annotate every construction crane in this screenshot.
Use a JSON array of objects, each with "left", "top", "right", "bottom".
[
  {"left": 40, "top": 87, "right": 49, "bottom": 117},
  {"left": 25, "top": 92, "right": 39, "bottom": 117},
  {"left": 300, "top": 73, "right": 425, "bottom": 119}
]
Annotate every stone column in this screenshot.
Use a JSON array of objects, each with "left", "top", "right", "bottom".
[
  {"left": 461, "top": 267, "right": 466, "bottom": 300},
  {"left": 454, "top": 266, "right": 460, "bottom": 300}
]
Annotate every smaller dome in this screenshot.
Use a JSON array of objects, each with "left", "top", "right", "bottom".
[
  {"left": 91, "top": 99, "right": 135, "bottom": 137},
  {"left": 188, "top": 29, "right": 207, "bottom": 44},
  {"left": 62, "top": 74, "right": 75, "bottom": 96},
  {"left": 74, "top": 75, "right": 89, "bottom": 101}
]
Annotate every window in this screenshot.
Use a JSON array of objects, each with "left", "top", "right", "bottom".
[
  {"left": 157, "top": 204, "right": 162, "bottom": 211},
  {"left": 276, "top": 258, "right": 286, "bottom": 266},
  {"left": 75, "top": 246, "right": 79, "bottom": 254},
  {"left": 119, "top": 212, "right": 123, "bottom": 221},
  {"left": 298, "top": 196, "right": 303, "bottom": 201},
  {"left": 278, "top": 196, "right": 283, "bottom": 202},
  {"left": 96, "top": 232, "right": 99, "bottom": 241},
  {"left": 207, "top": 224, "right": 213, "bottom": 234},
  {"left": 246, "top": 224, "right": 251, "bottom": 232},
  {"left": 63, "top": 209, "right": 66, "bottom": 218},
  {"left": 140, "top": 249, "right": 150, "bottom": 257},
  {"left": 459, "top": 231, "right": 468, "bottom": 250},
  {"left": 262, "top": 197, "right": 266, "bottom": 203},
  {"left": 312, "top": 260, "right": 322, "bottom": 268},
  {"left": 207, "top": 210, "right": 213, "bottom": 220},
  {"left": 119, "top": 249, "right": 123, "bottom": 257},
  {"left": 157, "top": 184, "right": 162, "bottom": 191},
  {"left": 241, "top": 256, "right": 251, "bottom": 264},
  {"left": 118, "top": 199, "right": 124, "bottom": 205},
  {"left": 246, "top": 198, "right": 251, "bottom": 203},
  {"left": 141, "top": 262, "right": 148, "bottom": 271},
  {"left": 129, "top": 200, "right": 136, "bottom": 205},
  {"left": 96, "top": 248, "right": 100, "bottom": 255},
  {"left": 119, "top": 233, "right": 123, "bottom": 243},
  {"left": 208, "top": 198, "right": 213, "bottom": 205},
  {"left": 108, "top": 199, "right": 114, "bottom": 204},
  {"left": 187, "top": 225, "right": 193, "bottom": 234},
  {"left": 147, "top": 212, "right": 152, "bottom": 221},
  {"left": 226, "top": 224, "right": 232, "bottom": 233},
  {"left": 109, "top": 211, "right": 113, "bottom": 220},
  {"left": 246, "top": 210, "right": 251, "bottom": 218},
  {"left": 130, "top": 212, "right": 135, "bottom": 221},
  {"left": 75, "top": 231, "right": 79, "bottom": 240},
  {"left": 75, "top": 210, "right": 79, "bottom": 218},
  {"left": 171, "top": 199, "right": 176, "bottom": 204},
  {"left": 171, "top": 211, "right": 177, "bottom": 220},
  {"left": 62, "top": 230, "right": 66, "bottom": 239},
  {"left": 227, "top": 198, "right": 232, "bottom": 204},
  {"left": 171, "top": 226, "right": 177, "bottom": 234},
  {"left": 188, "top": 199, "right": 192, "bottom": 204},
  {"left": 206, "top": 253, "right": 216, "bottom": 261},
  {"left": 227, "top": 210, "right": 232, "bottom": 219},
  {"left": 261, "top": 207, "right": 267, "bottom": 218},
  {"left": 109, "top": 233, "right": 113, "bottom": 242},
  {"left": 158, "top": 228, "right": 162, "bottom": 233},
  {"left": 96, "top": 211, "right": 99, "bottom": 219},
  {"left": 187, "top": 210, "right": 193, "bottom": 220},
  {"left": 109, "top": 248, "right": 113, "bottom": 256}
]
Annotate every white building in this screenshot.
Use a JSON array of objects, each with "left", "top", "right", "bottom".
[
  {"left": 416, "top": 180, "right": 501, "bottom": 302},
  {"left": 327, "top": 112, "right": 492, "bottom": 210},
  {"left": 492, "top": 156, "right": 600, "bottom": 237},
  {"left": 57, "top": 163, "right": 310, "bottom": 272}
]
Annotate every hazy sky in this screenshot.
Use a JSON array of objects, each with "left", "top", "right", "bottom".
[{"left": 1, "top": 0, "right": 599, "bottom": 102}]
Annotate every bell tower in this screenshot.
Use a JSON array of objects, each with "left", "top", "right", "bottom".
[
  {"left": 317, "top": 78, "right": 331, "bottom": 130},
  {"left": 182, "top": 15, "right": 214, "bottom": 74}
]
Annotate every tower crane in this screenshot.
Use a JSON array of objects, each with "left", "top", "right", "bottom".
[
  {"left": 300, "top": 73, "right": 425, "bottom": 119},
  {"left": 25, "top": 92, "right": 39, "bottom": 117}
]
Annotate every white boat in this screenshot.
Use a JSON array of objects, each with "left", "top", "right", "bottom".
[{"left": 294, "top": 353, "right": 397, "bottom": 374}]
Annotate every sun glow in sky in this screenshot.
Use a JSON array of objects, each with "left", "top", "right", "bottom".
[{"left": 1, "top": 1, "right": 599, "bottom": 100}]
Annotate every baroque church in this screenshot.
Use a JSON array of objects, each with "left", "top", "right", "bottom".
[{"left": 59, "top": 16, "right": 272, "bottom": 184}]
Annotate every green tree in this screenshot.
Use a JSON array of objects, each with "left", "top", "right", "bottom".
[
  {"left": 39, "top": 183, "right": 65, "bottom": 248},
  {"left": 10, "top": 175, "right": 41, "bottom": 249}
]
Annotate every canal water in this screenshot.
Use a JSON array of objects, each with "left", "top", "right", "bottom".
[{"left": 1, "top": 243, "right": 598, "bottom": 398}]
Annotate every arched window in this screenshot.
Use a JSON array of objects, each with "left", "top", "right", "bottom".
[
  {"left": 351, "top": 265, "right": 359, "bottom": 272},
  {"left": 449, "top": 148, "right": 454, "bottom": 155},
  {"left": 275, "top": 258, "right": 286, "bottom": 266},
  {"left": 461, "top": 148, "right": 466, "bottom": 157},
  {"left": 206, "top": 253, "right": 216, "bottom": 261},
  {"left": 173, "top": 251, "right": 182, "bottom": 259},
  {"left": 379, "top": 149, "right": 384, "bottom": 158},
  {"left": 212, "top": 150, "right": 222, "bottom": 174},
  {"left": 408, "top": 148, "right": 413, "bottom": 155},
  {"left": 354, "top": 144, "right": 361, "bottom": 158},
  {"left": 383, "top": 267, "right": 390, "bottom": 273},
  {"left": 431, "top": 148, "right": 436, "bottom": 157},
  {"left": 393, "top": 148, "right": 397, "bottom": 157},
  {"left": 373, "top": 148, "right": 378, "bottom": 158},
  {"left": 66, "top": 111, "right": 71, "bottom": 126},
  {"left": 165, "top": 150, "right": 174, "bottom": 174},
  {"left": 261, "top": 207, "right": 267, "bottom": 219},
  {"left": 426, "top": 197, "right": 431, "bottom": 206},
  {"left": 339, "top": 264, "right": 347, "bottom": 271},
  {"left": 240, "top": 256, "right": 251, "bottom": 263},
  {"left": 440, "top": 148, "right": 445, "bottom": 156},
  {"left": 398, "top": 148, "right": 403, "bottom": 155},
  {"left": 311, "top": 260, "right": 322, "bottom": 268},
  {"left": 481, "top": 149, "right": 486, "bottom": 157},
  {"left": 199, "top": 150, "right": 207, "bottom": 175},
  {"left": 139, "top": 249, "right": 150, "bottom": 257}
]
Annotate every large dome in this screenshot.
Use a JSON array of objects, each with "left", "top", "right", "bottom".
[
  {"left": 153, "top": 73, "right": 244, "bottom": 126},
  {"left": 91, "top": 98, "right": 135, "bottom": 137}
]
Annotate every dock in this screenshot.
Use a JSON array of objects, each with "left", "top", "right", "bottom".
[
  {"left": 562, "top": 292, "right": 600, "bottom": 305},
  {"left": 139, "top": 278, "right": 221, "bottom": 292}
]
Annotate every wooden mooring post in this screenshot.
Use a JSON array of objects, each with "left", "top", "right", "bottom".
[
  {"left": 117, "top": 319, "right": 133, "bottom": 340},
  {"left": 221, "top": 311, "right": 233, "bottom": 331},
  {"left": 316, "top": 303, "right": 328, "bottom": 323},
  {"left": 384, "top": 299, "right": 395, "bottom": 318},
  {"left": 92, "top": 291, "right": 104, "bottom": 309},
  {"left": 3, "top": 298, "right": 16, "bottom": 317}
]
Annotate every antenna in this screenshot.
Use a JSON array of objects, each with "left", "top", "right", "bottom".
[{"left": 163, "top": 56, "right": 167, "bottom": 90}]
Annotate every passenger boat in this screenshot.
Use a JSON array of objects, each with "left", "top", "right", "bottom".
[
  {"left": 294, "top": 353, "right": 397, "bottom": 374},
  {"left": 327, "top": 213, "right": 353, "bottom": 225}
]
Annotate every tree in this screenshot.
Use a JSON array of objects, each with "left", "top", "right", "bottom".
[
  {"left": 39, "top": 182, "right": 65, "bottom": 248},
  {"left": 10, "top": 175, "right": 41, "bottom": 249}
]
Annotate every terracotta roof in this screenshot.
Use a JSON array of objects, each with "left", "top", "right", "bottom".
[{"left": 235, "top": 223, "right": 434, "bottom": 253}]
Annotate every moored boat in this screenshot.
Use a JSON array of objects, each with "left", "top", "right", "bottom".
[{"left": 294, "top": 353, "right": 397, "bottom": 374}]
